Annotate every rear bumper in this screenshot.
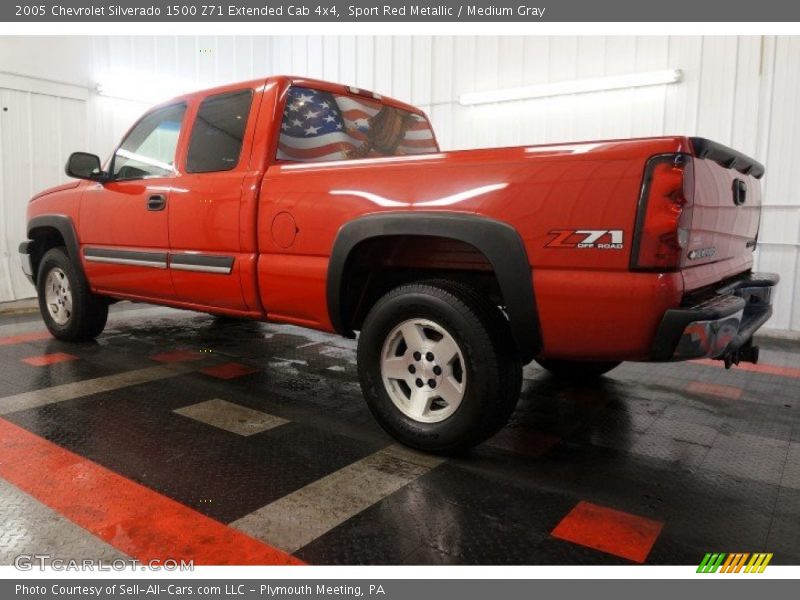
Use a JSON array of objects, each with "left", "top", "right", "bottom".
[
  {"left": 19, "top": 241, "right": 34, "bottom": 284},
  {"left": 651, "top": 272, "right": 779, "bottom": 361}
]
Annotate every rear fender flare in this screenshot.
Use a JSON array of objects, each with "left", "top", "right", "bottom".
[{"left": 327, "top": 212, "right": 541, "bottom": 363}]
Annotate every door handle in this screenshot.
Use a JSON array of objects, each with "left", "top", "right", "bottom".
[{"left": 147, "top": 194, "right": 167, "bottom": 211}]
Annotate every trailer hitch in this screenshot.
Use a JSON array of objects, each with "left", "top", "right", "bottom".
[{"left": 721, "top": 341, "right": 760, "bottom": 369}]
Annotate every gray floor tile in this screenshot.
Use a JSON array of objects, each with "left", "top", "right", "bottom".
[{"left": 174, "top": 398, "right": 289, "bottom": 436}]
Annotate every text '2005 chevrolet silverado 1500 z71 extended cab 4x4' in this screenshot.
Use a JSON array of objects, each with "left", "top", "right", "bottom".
[{"left": 19, "top": 76, "right": 779, "bottom": 453}]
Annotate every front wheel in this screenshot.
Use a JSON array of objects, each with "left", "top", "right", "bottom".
[
  {"left": 357, "top": 280, "right": 522, "bottom": 454},
  {"left": 535, "top": 358, "right": 621, "bottom": 380},
  {"left": 37, "top": 247, "right": 108, "bottom": 341}
]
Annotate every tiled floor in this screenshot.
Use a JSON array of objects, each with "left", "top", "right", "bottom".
[
  {"left": 0, "top": 303, "right": 798, "bottom": 565},
  {"left": 174, "top": 398, "right": 290, "bottom": 436}
]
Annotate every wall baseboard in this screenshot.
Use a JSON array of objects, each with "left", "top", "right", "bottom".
[{"left": 0, "top": 298, "right": 38, "bottom": 316}]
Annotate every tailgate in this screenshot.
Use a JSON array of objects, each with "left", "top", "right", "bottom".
[{"left": 681, "top": 138, "right": 764, "bottom": 292}]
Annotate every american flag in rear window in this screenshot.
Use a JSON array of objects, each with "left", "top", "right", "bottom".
[{"left": 277, "top": 86, "right": 438, "bottom": 163}]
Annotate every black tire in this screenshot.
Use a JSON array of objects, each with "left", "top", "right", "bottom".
[
  {"left": 535, "top": 358, "right": 621, "bottom": 380},
  {"left": 37, "top": 247, "right": 108, "bottom": 341},
  {"left": 357, "top": 279, "right": 522, "bottom": 454}
]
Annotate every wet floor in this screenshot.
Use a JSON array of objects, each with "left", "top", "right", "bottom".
[{"left": 0, "top": 302, "right": 798, "bottom": 565}]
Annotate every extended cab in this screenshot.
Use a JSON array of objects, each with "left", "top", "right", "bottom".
[{"left": 19, "top": 76, "right": 778, "bottom": 452}]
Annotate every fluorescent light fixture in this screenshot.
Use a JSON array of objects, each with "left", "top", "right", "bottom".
[{"left": 459, "top": 69, "right": 682, "bottom": 106}]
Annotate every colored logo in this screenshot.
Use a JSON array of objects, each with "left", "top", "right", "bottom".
[
  {"left": 545, "top": 229, "right": 624, "bottom": 250},
  {"left": 697, "top": 552, "right": 773, "bottom": 573}
]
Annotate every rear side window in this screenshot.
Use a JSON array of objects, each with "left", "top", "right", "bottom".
[
  {"left": 277, "top": 86, "right": 438, "bottom": 163},
  {"left": 113, "top": 103, "right": 186, "bottom": 180},
  {"left": 186, "top": 89, "right": 253, "bottom": 173}
]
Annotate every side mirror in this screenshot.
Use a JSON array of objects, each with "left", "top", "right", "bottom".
[{"left": 65, "top": 152, "right": 108, "bottom": 182}]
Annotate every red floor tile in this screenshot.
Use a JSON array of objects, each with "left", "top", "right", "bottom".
[
  {"left": 151, "top": 349, "right": 203, "bottom": 363},
  {"left": 694, "top": 358, "right": 800, "bottom": 380},
  {"left": 0, "top": 331, "right": 52, "bottom": 345},
  {"left": 0, "top": 418, "right": 303, "bottom": 566},
  {"left": 201, "top": 362, "right": 259, "bottom": 380},
  {"left": 21, "top": 352, "right": 78, "bottom": 367},
  {"left": 687, "top": 380, "right": 743, "bottom": 400},
  {"left": 551, "top": 501, "right": 664, "bottom": 563}
]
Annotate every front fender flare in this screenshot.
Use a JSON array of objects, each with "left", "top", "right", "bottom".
[
  {"left": 327, "top": 212, "right": 541, "bottom": 363},
  {"left": 26, "top": 214, "right": 82, "bottom": 282}
]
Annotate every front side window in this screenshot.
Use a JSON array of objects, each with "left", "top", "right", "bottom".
[
  {"left": 112, "top": 103, "right": 186, "bottom": 180},
  {"left": 277, "top": 86, "right": 438, "bottom": 163},
  {"left": 187, "top": 89, "right": 253, "bottom": 173}
]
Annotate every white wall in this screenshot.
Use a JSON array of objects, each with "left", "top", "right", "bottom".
[{"left": 1, "top": 36, "right": 799, "bottom": 331}]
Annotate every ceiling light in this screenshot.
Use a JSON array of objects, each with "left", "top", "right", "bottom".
[{"left": 459, "top": 69, "right": 682, "bottom": 106}]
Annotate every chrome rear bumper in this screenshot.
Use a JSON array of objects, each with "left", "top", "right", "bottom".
[{"left": 651, "top": 272, "right": 779, "bottom": 362}]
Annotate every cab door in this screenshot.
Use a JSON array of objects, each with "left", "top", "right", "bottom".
[
  {"left": 79, "top": 103, "right": 187, "bottom": 299},
  {"left": 168, "top": 88, "right": 260, "bottom": 312}
]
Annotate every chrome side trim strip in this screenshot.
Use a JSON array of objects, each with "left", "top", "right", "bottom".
[
  {"left": 83, "top": 247, "right": 234, "bottom": 274},
  {"left": 170, "top": 263, "right": 232, "bottom": 274},
  {"left": 169, "top": 253, "right": 234, "bottom": 275},
  {"left": 85, "top": 255, "right": 168, "bottom": 269}
]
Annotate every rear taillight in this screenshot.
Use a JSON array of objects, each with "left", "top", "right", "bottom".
[{"left": 631, "top": 154, "right": 694, "bottom": 271}]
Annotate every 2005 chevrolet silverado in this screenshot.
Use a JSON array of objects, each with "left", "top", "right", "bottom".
[{"left": 19, "top": 76, "right": 779, "bottom": 452}]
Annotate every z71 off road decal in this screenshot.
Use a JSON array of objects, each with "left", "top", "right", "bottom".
[{"left": 546, "top": 229, "right": 624, "bottom": 250}]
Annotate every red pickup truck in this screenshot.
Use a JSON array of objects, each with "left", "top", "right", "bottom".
[{"left": 20, "top": 75, "right": 778, "bottom": 452}]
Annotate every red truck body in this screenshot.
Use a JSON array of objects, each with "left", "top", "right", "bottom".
[{"left": 20, "top": 75, "right": 778, "bottom": 451}]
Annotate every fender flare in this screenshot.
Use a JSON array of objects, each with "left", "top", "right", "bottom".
[
  {"left": 26, "top": 214, "right": 82, "bottom": 281},
  {"left": 327, "top": 212, "right": 541, "bottom": 363}
]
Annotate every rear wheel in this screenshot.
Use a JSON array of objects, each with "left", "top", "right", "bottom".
[
  {"left": 535, "top": 358, "right": 621, "bottom": 380},
  {"left": 357, "top": 280, "right": 522, "bottom": 454},
  {"left": 37, "top": 247, "right": 108, "bottom": 341}
]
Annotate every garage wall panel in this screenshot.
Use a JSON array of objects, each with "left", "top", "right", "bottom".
[
  {"left": 233, "top": 37, "right": 252, "bottom": 81},
  {"left": 324, "top": 37, "right": 340, "bottom": 82},
  {"left": 270, "top": 37, "right": 289, "bottom": 75},
  {"left": 354, "top": 37, "right": 375, "bottom": 91},
  {"left": 252, "top": 37, "right": 272, "bottom": 78},
  {"left": 338, "top": 36, "right": 357, "bottom": 86},
  {"left": 0, "top": 37, "right": 92, "bottom": 87},
  {"left": 663, "top": 36, "right": 703, "bottom": 135},
  {"left": 1, "top": 35, "right": 799, "bottom": 334},
  {"left": 216, "top": 37, "right": 237, "bottom": 85},
  {"left": 156, "top": 37, "right": 180, "bottom": 82},
  {"left": 373, "top": 37, "right": 393, "bottom": 97},
  {"left": 304, "top": 36, "right": 320, "bottom": 78},
  {"left": 1, "top": 90, "right": 34, "bottom": 302},
  {"left": 31, "top": 94, "right": 63, "bottom": 190},
  {"left": 0, "top": 86, "right": 87, "bottom": 301},
  {"left": 392, "top": 37, "right": 413, "bottom": 103},
  {"left": 760, "top": 36, "right": 800, "bottom": 331},
  {"left": 196, "top": 36, "right": 216, "bottom": 84},
  {"left": 431, "top": 37, "right": 454, "bottom": 106},
  {"left": 411, "top": 36, "right": 433, "bottom": 107},
  {"left": 177, "top": 36, "right": 199, "bottom": 83},
  {"left": 696, "top": 36, "right": 738, "bottom": 146},
  {"left": 730, "top": 37, "right": 763, "bottom": 158}
]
